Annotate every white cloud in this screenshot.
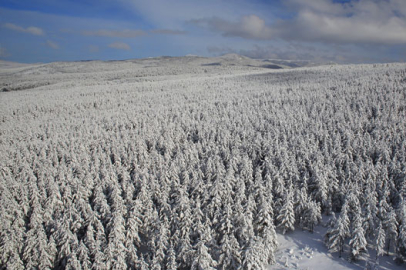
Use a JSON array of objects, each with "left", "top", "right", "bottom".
[
  {"left": 193, "top": 0, "right": 406, "bottom": 45},
  {"left": 108, "top": 42, "right": 131, "bottom": 50},
  {"left": 82, "top": 29, "right": 145, "bottom": 38},
  {"left": 46, "top": 40, "right": 59, "bottom": 49},
  {"left": 119, "top": 0, "right": 273, "bottom": 29},
  {"left": 284, "top": 0, "right": 348, "bottom": 15},
  {"left": 3, "top": 23, "right": 45, "bottom": 36},
  {"left": 279, "top": 0, "right": 406, "bottom": 44},
  {"left": 193, "top": 15, "right": 273, "bottom": 40}
]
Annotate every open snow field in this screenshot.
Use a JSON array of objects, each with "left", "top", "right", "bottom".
[{"left": 1, "top": 56, "right": 405, "bottom": 269}]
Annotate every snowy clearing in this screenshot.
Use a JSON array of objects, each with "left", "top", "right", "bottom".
[{"left": 270, "top": 217, "right": 405, "bottom": 270}]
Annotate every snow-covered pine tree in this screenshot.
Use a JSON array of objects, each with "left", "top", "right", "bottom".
[
  {"left": 138, "top": 255, "right": 150, "bottom": 270},
  {"left": 126, "top": 200, "right": 142, "bottom": 248},
  {"left": 65, "top": 251, "right": 81, "bottom": 270},
  {"left": 375, "top": 221, "right": 386, "bottom": 260},
  {"left": 126, "top": 243, "right": 139, "bottom": 270},
  {"left": 397, "top": 200, "right": 406, "bottom": 262},
  {"left": 54, "top": 219, "right": 79, "bottom": 268},
  {"left": 277, "top": 189, "right": 295, "bottom": 234},
  {"left": 190, "top": 240, "right": 217, "bottom": 270},
  {"left": 308, "top": 164, "right": 328, "bottom": 210},
  {"left": 91, "top": 238, "right": 107, "bottom": 270},
  {"left": 105, "top": 203, "right": 127, "bottom": 269},
  {"left": 302, "top": 200, "right": 322, "bottom": 233},
  {"left": 349, "top": 209, "right": 367, "bottom": 261},
  {"left": 218, "top": 233, "right": 242, "bottom": 270},
  {"left": 165, "top": 243, "right": 178, "bottom": 270},
  {"left": 254, "top": 191, "right": 274, "bottom": 237},
  {"left": 76, "top": 241, "right": 91, "bottom": 270},
  {"left": 217, "top": 201, "right": 234, "bottom": 241},
  {"left": 294, "top": 187, "right": 308, "bottom": 228},
  {"left": 262, "top": 222, "right": 278, "bottom": 265},
  {"left": 325, "top": 202, "right": 350, "bottom": 258},
  {"left": 242, "top": 237, "right": 267, "bottom": 270},
  {"left": 384, "top": 209, "right": 398, "bottom": 254},
  {"left": 151, "top": 218, "right": 170, "bottom": 269},
  {"left": 362, "top": 196, "right": 377, "bottom": 241},
  {"left": 235, "top": 198, "right": 255, "bottom": 247}
]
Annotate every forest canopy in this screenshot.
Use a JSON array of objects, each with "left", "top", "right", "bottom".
[{"left": 0, "top": 61, "right": 406, "bottom": 269}]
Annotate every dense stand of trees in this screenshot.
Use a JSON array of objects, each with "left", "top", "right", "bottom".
[{"left": 1, "top": 62, "right": 406, "bottom": 269}]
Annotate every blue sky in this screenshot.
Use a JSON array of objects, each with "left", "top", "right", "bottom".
[{"left": 1, "top": 0, "right": 405, "bottom": 63}]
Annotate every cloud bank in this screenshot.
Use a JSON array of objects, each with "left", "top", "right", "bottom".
[
  {"left": 193, "top": 0, "right": 406, "bottom": 45},
  {"left": 3, "top": 23, "right": 45, "bottom": 36},
  {"left": 192, "top": 15, "right": 273, "bottom": 40}
]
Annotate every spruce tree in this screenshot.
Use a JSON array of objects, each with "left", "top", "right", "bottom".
[
  {"left": 277, "top": 190, "right": 295, "bottom": 234},
  {"left": 190, "top": 241, "right": 217, "bottom": 270},
  {"left": 349, "top": 212, "right": 367, "bottom": 261},
  {"left": 375, "top": 221, "right": 386, "bottom": 260},
  {"left": 325, "top": 203, "right": 350, "bottom": 258},
  {"left": 218, "top": 234, "right": 242, "bottom": 270},
  {"left": 384, "top": 210, "right": 398, "bottom": 254}
]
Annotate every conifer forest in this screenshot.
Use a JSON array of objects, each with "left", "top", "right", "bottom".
[{"left": 1, "top": 57, "right": 406, "bottom": 269}]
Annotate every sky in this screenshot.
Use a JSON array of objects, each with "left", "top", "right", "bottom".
[{"left": 1, "top": 0, "right": 406, "bottom": 63}]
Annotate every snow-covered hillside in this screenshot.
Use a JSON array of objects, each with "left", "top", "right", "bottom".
[{"left": 0, "top": 57, "right": 405, "bottom": 269}]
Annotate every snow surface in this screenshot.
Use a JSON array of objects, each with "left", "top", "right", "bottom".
[{"left": 269, "top": 217, "right": 405, "bottom": 270}]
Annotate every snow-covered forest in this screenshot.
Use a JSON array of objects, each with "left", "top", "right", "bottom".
[{"left": 0, "top": 57, "right": 405, "bottom": 269}]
